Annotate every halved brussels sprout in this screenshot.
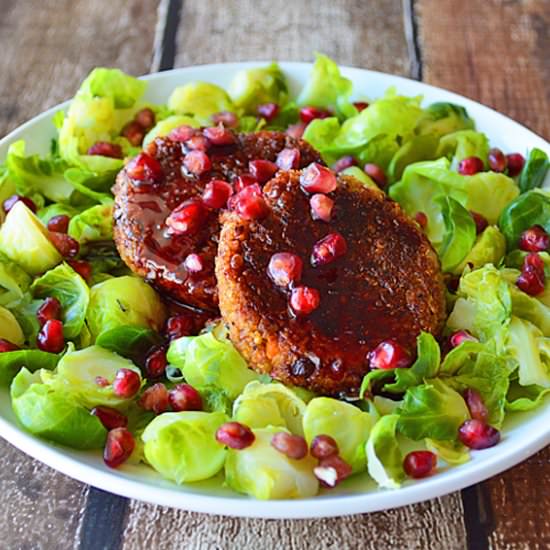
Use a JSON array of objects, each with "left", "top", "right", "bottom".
[
  {"left": 53, "top": 345, "right": 143, "bottom": 408},
  {"left": 225, "top": 426, "right": 319, "bottom": 499},
  {"left": 232, "top": 381, "right": 307, "bottom": 435},
  {"left": 0, "top": 305, "right": 24, "bottom": 345},
  {"left": 416, "top": 102, "right": 474, "bottom": 138},
  {"left": 86, "top": 276, "right": 166, "bottom": 340},
  {"left": 142, "top": 411, "right": 228, "bottom": 483},
  {"left": 453, "top": 226, "right": 506, "bottom": 275},
  {"left": 143, "top": 115, "right": 200, "bottom": 148},
  {"left": 0, "top": 201, "right": 62, "bottom": 275},
  {"left": 168, "top": 83, "right": 234, "bottom": 125},
  {"left": 0, "top": 252, "right": 31, "bottom": 308},
  {"left": 302, "top": 397, "right": 375, "bottom": 473}
]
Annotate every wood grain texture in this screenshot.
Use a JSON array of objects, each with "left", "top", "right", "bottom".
[
  {"left": 121, "top": 494, "right": 467, "bottom": 550},
  {"left": 0, "top": 0, "right": 158, "bottom": 138},
  {"left": 174, "top": 0, "right": 409, "bottom": 75},
  {"left": 0, "top": 440, "right": 88, "bottom": 550},
  {"left": 417, "top": 0, "right": 550, "bottom": 139}
]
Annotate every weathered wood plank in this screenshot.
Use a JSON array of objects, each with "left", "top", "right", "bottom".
[
  {"left": 0, "top": 1, "right": 158, "bottom": 549},
  {"left": 0, "top": 0, "right": 158, "bottom": 138},
  {"left": 174, "top": 0, "right": 410, "bottom": 75},
  {"left": 121, "top": 494, "right": 467, "bottom": 550},
  {"left": 418, "top": 2, "right": 550, "bottom": 548},
  {"left": 417, "top": 0, "right": 550, "bottom": 139}
]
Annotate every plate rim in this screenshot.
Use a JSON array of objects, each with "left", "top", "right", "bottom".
[{"left": 0, "top": 61, "right": 549, "bottom": 519}]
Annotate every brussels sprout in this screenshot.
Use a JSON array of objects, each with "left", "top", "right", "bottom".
[
  {"left": 416, "top": 102, "right": 474, "bottom": 138},
  {"left": 426, "top": 439, "right": 469, "bottom": 465},
  {"left": 53, "top": 345, "right": 143, "bottom": 408},
  {"left": 168, "top": 83, "right": 235, "bottom": 125},
  {"left": 143, "top": 115, "right": 200, "bottom": 148},
  {"left": 387, "top": 133, "right": 439, "bottom": 182},
  {"left": 0, "top": 201, "right": 62, "bottom": 275},
  {"left": 0, "top": 252, "right": 31, "bottom": 308},
  {"left": 142, "top": 411, "right": 228, "bottom": 483},
  {"left": 453, "top": 226, "right": 506, "bottom": 275},
  {"left": 87, "top": 276, "right": 166, "bottom": 339},
  {"left": 11, "top": 368, "right": 107, "bottom": 449},
  {"left": 437, "top": 130, "right": 489, "bottom": 169},
  {"left": 302, "top": 397, "right": 375, "bottom": 473},
  {"left": 0, "top": 167, "right": 16, "bottom": 224},
  {"left": 0, "top": 348, "right": 59, "bottom": 386},
  {"left": 228, "top": 63, "right": 288, "bottom": 113},
  {"left": 233, "top": 381, "right": 307, "bottom": 435},
  {"left": 506, "top": 380, "right": 550, "bottom": 411},
  {"left": 225, "top": 426, "right": 319, "bottom": 499},
  {"left": 341, "top": 166, "right": 379, "bottom": 190},
  {"left": 357, "top": 134, "right": 400, "bottom": 172},
  {"left": 519, "top": 148, "right": 549, "bottom": 193},
  {"left": 0, "top": 305, "right": 24, "bottom": 345},
  {"left": 68, "top": 204, "right": 113, "bottom": 244},
  {"left": 167, "top": 330, "right": 260, "bottom": 399},
  {"left": 365, "top": 415, "right": 404, "bottom": 489}
]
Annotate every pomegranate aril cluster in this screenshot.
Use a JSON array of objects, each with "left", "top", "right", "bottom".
[
  {"left": 120, "top": 108, "right": 156, "bottom": 147},
  {"left": 309, "top": 434, "right": 352, "bottom": 488},
  {"left": 516, "top": 252, "right": 546, "bottom": 296}
]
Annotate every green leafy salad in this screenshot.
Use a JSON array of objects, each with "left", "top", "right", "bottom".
[{"left": 0, "top": 54, "right": 549, "bottom": 499}]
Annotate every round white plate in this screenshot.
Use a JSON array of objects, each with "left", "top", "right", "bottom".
[{"left": 0, "top": 62, "right": 549, "bottom": 519}]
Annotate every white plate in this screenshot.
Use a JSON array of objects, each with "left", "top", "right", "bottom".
[{"left": 1, "top": 62, "right": 549, "bottom": 519}]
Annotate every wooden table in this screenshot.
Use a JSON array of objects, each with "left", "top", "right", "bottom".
[{"left": 0, "top": 1, "right": 548, "bottom": 548}]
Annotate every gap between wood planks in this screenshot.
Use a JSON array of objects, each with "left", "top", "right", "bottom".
[{"left": 78, "top": 1, "right": 491, "bottom": 549}]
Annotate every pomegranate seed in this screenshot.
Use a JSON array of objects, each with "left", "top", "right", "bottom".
[
  {"left": 458, "top": 419, "right": 500, "bottom": 450},
  {"left": 95, "top": 376, "right": 109, "bottom": 387},
  {"left": 332, "top": 156, "right": 356, "bottom": 173},
  {"left": 112, "top": 368, "right": 141, "bottom": 398},
  {"left": 183, "top": 150, "right": 211, "bottom": 175},
  {"left": 363, "top": 163, "right": 387, "bottom": 188},
  {"left": 271, "top": 432, "right": 308, "bottom": 459},
  {"left": 121, "top": 120, "right": 145, "bottom": 146},
  {"left": 216, "top": 422, "right": 255, "bottom": 450},
  {"left": 367, "top": 340, "right": 412, "bottom": 370},
  {"left": 249, "top": 159, "right": 278, "bottom": 183},
  {"left": 310, "top": 194, "right": 334, "bottom": 222},
  {"left": 139, "top": 383, "right": 169, "bottom": 414},
  {"left": 276, "top": 148, "right": 301, "bottom": 170},
  {"left": 0, "top": 338, "right": 20, "bottom": 352},
  {"left": 228, "top": 183, "right": 269, "bottom": 220},
  {"left": 458, "top": 156, "right": 484, "bottom": 175},
  {"left": 168, "top": 383, "right": 203, "bottom": 412},
  {"left": 169, "top": 125, "right": 197, "bottom": 142},
  {"left": 519, "top": 225, "right": 550, "bottom": 252},
  {"left": 3, "top": 194, "right": 37, "bottom": 214},
  {"left": 36, "top": 297, "right": 61, "bottom": 326},
  {"left": 506, "top": 153, "right": 525, "bottom": 177},
  {"left": 48, "top": 231, "right": 79, "bottom": 258},
  {"left": 300, "top": 163, "right": 337, "bottom": 194},
  {"left": 91, "top": 406, "right": 128, "bottom": 430},
  {"left": 257, "top": 103, "right": 280, "bottom": 122},
  {"left": 353, "top": 101, "right": 369, "bottom": 112},
  {"left": 144, "top": 347, "right": 167, "bottom": 379},
  {"left": 311, "top": 232, "right": 347, "bottom": 267},
  {"left": 87, "top": 141, "right": 123, "bottom": 159},
  {"left": 211, "top": 111, "right": 239, "bottom": 128},
  {"left": 517, "top": 252, "right": 546, "bottom": 296},
  {"left": 103, "top": 427, "right": 135, "bottom": 468},
  {"left": 299, "top": 106, "right": 332, "bottom": 124},
  {"left": 135, "top": 108, "right": 156, "bottom": 130},
  {"left": 313, "top": 455, "right": 352, "bottom": 488},
  {"left": 166, "top": 199, "right": 207, "bottom": 235},
  {"left": 310, "top": 434, "right": 339, "bottom": 459},
  {"left": 47, "top": 215, "right": 70, "bottom": 233},
  {"left": 289, "top": 286, "right": 320, "bottom": 316},
  {"left": 403, "top": 451, "right": 437, "bottom": 479},
  {"left": 37, "top": 319, "right": 65, "bottom": 353},
  {"left": 126, "top": 153, "right": 163, "bottom": 184},
  {"left": 202, "top": 179, "right": 232, "bottom": 209},
  {"left": 268, "top": 252, "right": 303, "bottom": 287},
  {"left": 233, "top": 173, "right": 257, "bottom": 193},
  {"left": 449, "top": 330, "right": 478, "bottom": 348},
  {"left": 488, "top": 148, "right": 507, "bottom": 173},
  {"left": 67, "top": 259, "right": 92, "bottom": 282},
  {"left": 164, "top": 314, "right": 194, "bottom": 340},
  {"left": 470, "top": 211, "right": 488, "bottom": 234},
  {"left": 184, "top": 253, "right": 205, "bottom": 273},
  {"left": 185, "top": 134, "right": 210, "bottom": 152},
  {"left": 203, "top": 124, "right": 236, "bottom": 146},
  {"left": 463, "top": 388, "right": 489, "bottom": 422},
  {"left": 286, "top": 122, "right": 307, "bottom": 139},
  {"left": 415, "top": 212, "right": 428, "bottom": 229}
]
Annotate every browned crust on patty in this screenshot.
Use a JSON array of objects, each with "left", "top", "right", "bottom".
[
  {"left": 215, "top": 171, "right": 446, "bottom": 396},
  {"left": 113, "top": 131, "right": 322, "bottom": 310}
]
